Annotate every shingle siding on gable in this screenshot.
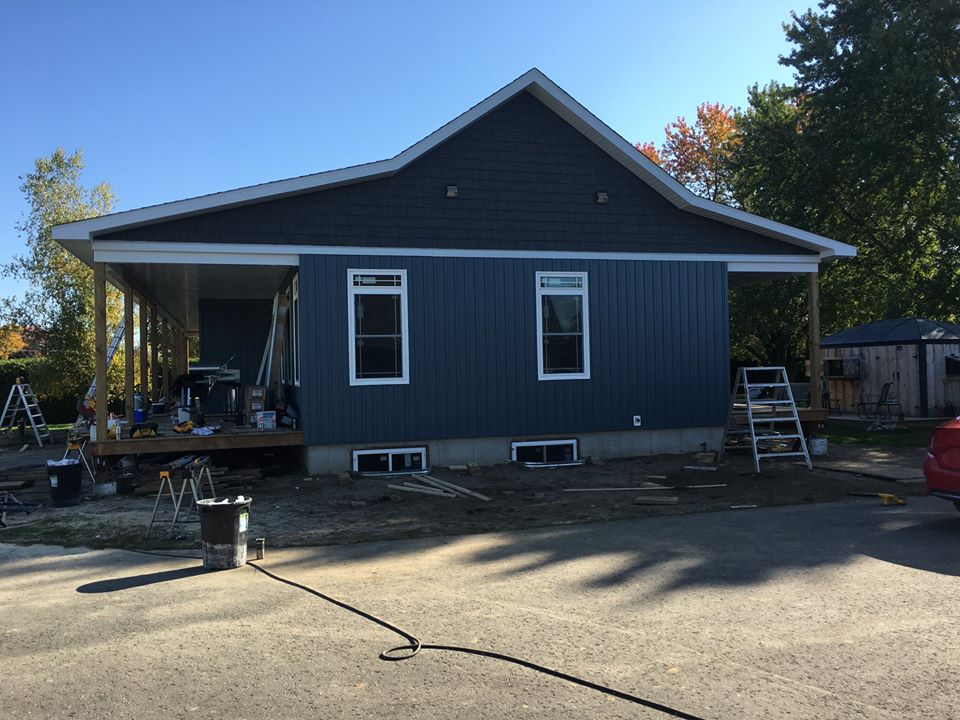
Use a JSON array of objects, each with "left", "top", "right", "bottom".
[{"left": 100, "top": 92, "right": 812, "bottom": 256}]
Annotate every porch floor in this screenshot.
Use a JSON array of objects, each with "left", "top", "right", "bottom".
[{"left": 88, "top": 425, "right": 302, "bottom": 457}]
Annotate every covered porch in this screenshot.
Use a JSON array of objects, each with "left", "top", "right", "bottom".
[{"left": 84, "top": 250, "right": 303, "bottom": 460}]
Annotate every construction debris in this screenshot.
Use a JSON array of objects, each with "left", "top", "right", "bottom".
[
  {"left": 414, "top": 474, "right": 491, "bottom": 501},
  {"left": 683, "top": 465, "right": 718, "bottom": 472},
  {"left": 847, "top": 491, "right": 906, "bottom": 506},
  {"left": 564, "top": 483, "right": 668, "bottom": 493},
  {"left": 387, "top": 483, "right": 453, "bottom": 497},
  {"left": 632, "top": 496, "right": 679, "bottom": 505}
]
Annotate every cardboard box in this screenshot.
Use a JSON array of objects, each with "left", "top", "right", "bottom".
[{"left": 245, "top": 385, "right": 268, "bottom": 423}]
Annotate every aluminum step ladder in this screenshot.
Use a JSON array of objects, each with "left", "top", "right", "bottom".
[
  {"left": 76, "top": 318, "right": 125, "bottom": 424},
  {"left": 0, "top": 381, "right": 51, "bottom": 448},
  {"left": 723, "top": 366, "right": 812, "bottom": 473}
]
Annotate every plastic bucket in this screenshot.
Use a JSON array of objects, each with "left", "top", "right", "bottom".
[
  {"left": 133, "top": 408, "right": 147, "bottom": 423},
  {"left": 810, "top": 437, "right": 828, "bottom": 456},
  {"left": 47, "top": 460, "right": 83, "bottom": 507},
  {"left": 196, "top": 497, "right": 252, "bottom": 570}
]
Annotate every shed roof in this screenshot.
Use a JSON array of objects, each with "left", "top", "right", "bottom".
[{"left": 821, "top": 318, "right": 960, "bottom": 347}]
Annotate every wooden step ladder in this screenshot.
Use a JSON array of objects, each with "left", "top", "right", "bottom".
[
  {"left": 0, "top": 381, "right": 51, "bottom": 448},
  {"left": 723, "top": 366, "right": 812, "bottom": 473}
]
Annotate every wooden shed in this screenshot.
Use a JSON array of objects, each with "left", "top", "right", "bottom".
[{"left": 821, "top": 318, "right": 960, "bottom": 418}]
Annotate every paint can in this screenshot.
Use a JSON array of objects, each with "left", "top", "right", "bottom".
[
  {"left": 196, "top": 496, "right": 252, "bottom": 570},
  {"left": 810, "top": 437, "right": 828, "bottom": 456}
]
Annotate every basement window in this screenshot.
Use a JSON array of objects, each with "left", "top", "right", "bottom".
[
  {"left": 536, "top": 272, "right": 590, "bottom": 380},
  {"left": 348, "top": 269, "right": 409, "bottom": 386},
  {"left": 511, "top": 439, "right": 579, "bottom": 465},
  {"left": 352, "top": 447, "right": 428, "bottom": 475}
]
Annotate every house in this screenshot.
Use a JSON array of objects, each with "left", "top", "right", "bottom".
[
  {"left": 53, "top": 69, "right": 856, "bottom": 474},
  {"left": 821, "top": 318, "right": 960, "bottom": 418}
]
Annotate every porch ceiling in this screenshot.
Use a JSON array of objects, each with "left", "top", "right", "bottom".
[{"left": 114, "top": 262, "right": 290, "bottom": 332}]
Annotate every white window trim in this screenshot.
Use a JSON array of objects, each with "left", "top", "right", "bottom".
[
  {"left": 347, "top": 268, "right": 410, "bottom": 386},
  {"left": 511, "top": 438, "right": 580, "bottom": 462},
  {"left": 535, "top": 271, "right": 590, "bottom": 381},
  {"left": 352, "top": 446, "right": 428, "bottom": 474}
]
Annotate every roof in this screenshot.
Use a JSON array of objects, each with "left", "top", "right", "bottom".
[
  {"left": 52, "top": 68, "right": 857, "bottom": 262},
  {"left": 821, "top": 318, "right": 960, "bottom": 347}
]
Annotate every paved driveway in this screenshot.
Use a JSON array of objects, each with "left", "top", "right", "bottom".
[{"left": 2, "top": 497, "right": 959, "bottom": 719}]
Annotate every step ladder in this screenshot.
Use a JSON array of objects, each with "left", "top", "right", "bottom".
[
  {"left": 723, "top": 366, "right": 812, "bottom": 473},
  {"left": 0, "top": 381, "right": 51, "bottom": 448},
  {"left": 76, "top": 318, "right": 125, "bottom": 424}
]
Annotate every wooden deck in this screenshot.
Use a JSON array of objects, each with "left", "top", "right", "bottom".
[{"left": 89, "top": 428, "right": 303, "bottom": 457}]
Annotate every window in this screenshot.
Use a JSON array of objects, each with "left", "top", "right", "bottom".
[
  {"left": 348, "top": 269, "right": 409, "bottom": 385},
  {"left": 352, "top": 446, "right": 428, "bottom": 475},
  {"left": 947, "top": 355, "right": 960, "bottom": 377},
  {"left": 511, "top": 439, "right": 579, "bottom": 465},
  {"left": 536, "top": 271, "right": 590, "bottom": 380}
]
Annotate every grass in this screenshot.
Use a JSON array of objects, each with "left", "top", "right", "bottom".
[
  {"left": 822, "top": 420, "right": 936, "bottom": 448},
  {"left": 0, "top": 517, "right": 198, "bottom": 551}
]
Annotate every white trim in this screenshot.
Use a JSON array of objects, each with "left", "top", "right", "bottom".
[
  {"left": 89, "top": 239, "right": 821, "bottom": 271},
  {"left": 291, "top": 273, "right": 300, "bottom": 387},
  {"left": 352, "top": 446, "right": 428, "bottom": 474},
  {"left": 511, "top": 438, "right": 579, "bottom": 462},
  {"left": 535, "top": 271, "right": 590, "bottom": 381},
  {"left": 53, "top": 68, "right": 855, "bottom": 260},
  {"left": 347, "top": 269, "right": 410, "bottom": 386}
]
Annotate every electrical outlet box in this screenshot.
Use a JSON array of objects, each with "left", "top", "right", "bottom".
[{"left": 632, "top": 415, "right": 642, "bottom": 427}]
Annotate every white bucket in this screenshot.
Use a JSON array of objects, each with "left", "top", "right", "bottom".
[{"left": 810, "top": 437, "right": 828, "bottom": 456}]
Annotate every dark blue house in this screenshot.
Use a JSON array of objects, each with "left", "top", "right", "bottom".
[{"left": 54, "top": 69, "right": 856, "bottom": 473}]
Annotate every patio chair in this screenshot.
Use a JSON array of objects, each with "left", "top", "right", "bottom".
[{"left": 856, "top": 382, "right": 900, "bottom": 422}]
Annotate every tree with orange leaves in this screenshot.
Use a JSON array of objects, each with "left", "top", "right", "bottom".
[{"left": 636, "top": 102, "right": 740, "bottom": 204}]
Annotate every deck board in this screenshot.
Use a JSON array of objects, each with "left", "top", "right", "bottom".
[{"left": 89, "top": 429, "right": 303, "bottom": 457}]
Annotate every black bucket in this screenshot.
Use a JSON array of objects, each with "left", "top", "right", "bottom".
[
  {"left": 47, "top": 460, "right": 82, "bottom": 507},
  {"left": 196, "top": 497, "right": 252, "bottom": 570}
]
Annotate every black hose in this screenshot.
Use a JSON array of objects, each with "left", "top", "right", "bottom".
[{"left": 246, "top": 561, "right": 707, "bottom": 720}]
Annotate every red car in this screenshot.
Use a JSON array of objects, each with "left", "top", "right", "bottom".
[{"left": 924, "top": 418, "right": 960, "bottom": 512}]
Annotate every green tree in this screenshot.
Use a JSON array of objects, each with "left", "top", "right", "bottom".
[{"left": 3, "top": 148, "right": 119, "bottom": 396}]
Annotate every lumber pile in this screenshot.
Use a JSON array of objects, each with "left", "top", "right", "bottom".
[
  {"left": 132, "top": 463, "right": 262, "bottom": 497},
  {"left": 387, "top": 474, "right": 490, "bottom": 501}
]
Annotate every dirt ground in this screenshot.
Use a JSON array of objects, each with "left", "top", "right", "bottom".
[{"left": 0, "top": 442, "right": 926, "bottom": 550}]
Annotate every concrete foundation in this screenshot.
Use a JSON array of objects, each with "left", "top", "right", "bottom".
[{"left": 303, "top": 426, "right": 724, "bottom": 475}]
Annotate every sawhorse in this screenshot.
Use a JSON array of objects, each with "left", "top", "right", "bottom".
[
  {"left": 144, "top": 455, "right": 217, "bottom": 538},
  {"left": 63, "top": 432, "right": 95, "bottom": 483}
]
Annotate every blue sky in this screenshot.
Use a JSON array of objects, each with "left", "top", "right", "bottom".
[{"left": 0, "top": 0, "right": 804, "bottom": 300}]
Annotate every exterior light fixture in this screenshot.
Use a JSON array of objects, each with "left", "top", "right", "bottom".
[
  {"left": 445, "top": 185, "right": 459, "bottom": 198},
  {"left": 595, "top": 191, "right": 608, "bottom": 204}
]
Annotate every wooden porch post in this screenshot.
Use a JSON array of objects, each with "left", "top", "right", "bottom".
[
  {"left": 124, "top": 282, "right": 135, "bottom": 420},
  {"left": 149, "top": 304, "right": 159, "bottom": 402},
  {"left": 159, "top": 317, "right": 170, "bottom": 402},
  {"left": 808, "top": 272, "right": 822, "bottom": 409},
  {"left": 94, "top": 262, "right": 108, "bottom": 430},
  {"left": 139, "top": 298, "right": 148, "bottom": 412}
]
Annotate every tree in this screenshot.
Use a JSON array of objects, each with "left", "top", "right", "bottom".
[
  {"left": 3, "top": 148, "right": 118, "bottom": 396},
  {"left": 637, "top": 102, "right": 741, "bottom": 203},
  {"left": 0, "top": 324, "right": 26, "bottom": 358}
]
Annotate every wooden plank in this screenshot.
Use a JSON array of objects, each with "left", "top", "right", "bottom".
[
  {"left": 139, "top": 298, "right": 148, "bottom": 409},
  {"left": 808, "top": 272, "right": 822, "bottom": 409},
  {"left": 150, "top": 304, "right": 159, "bottom": 402},
  {"left": 94, "top": 262, "right": 108, "bottom": 434},
  {"left": 89, "top": 430, "right": 304, "bottom": 457},
  {"left": 124, "top": 281, "right": 135, "bottom": 420}
]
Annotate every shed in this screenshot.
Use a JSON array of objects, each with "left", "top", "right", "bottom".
[{"left": 820, "top": 318, "right": 960, "bottom": 417}]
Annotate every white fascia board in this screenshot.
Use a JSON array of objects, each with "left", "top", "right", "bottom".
[
  {"left": 55, "top": 67, "right": 856, "bottom": 260},
  {"left": 91, "top": 240, "right": 820, "bottom": 271}
]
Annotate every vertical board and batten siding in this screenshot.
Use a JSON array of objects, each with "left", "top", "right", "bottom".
[
  {"left": 198, "top": 299, "right": 273, "bottom": 385},
  {"left": 297, "top": 254, "right": 729, "bottom": 446}
]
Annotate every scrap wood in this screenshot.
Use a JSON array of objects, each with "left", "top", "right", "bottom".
[
  {"left": 564, "top": 483, "right": 668, "bottom": 492},
  {"left": 416, "top": 475, "right": 468, "bottom": 497},
  {"left": 632, "top": 496, "right": 679, "bottom": 505},
  {"left": 414, "top": 474, "right": 491, "bottom": 501},
  {"left": 0, "top": 479, "right": 33, "bottom": 491},
  {"left": 387, "top": 483, "right": 454, "bottom": 497},
  {"left": 683, "top": 465, "right": 717, "bottom": 472}
]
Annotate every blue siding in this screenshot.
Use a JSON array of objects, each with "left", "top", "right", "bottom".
[
  {"left": 198, "top": 299, "right": 272, "bottom": 385},
  {"left": 298, "top": 255, "right": 729, "bottom": 446},
  {"left": 100, "top": 92, "right": 809, "bottom": 257}
]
